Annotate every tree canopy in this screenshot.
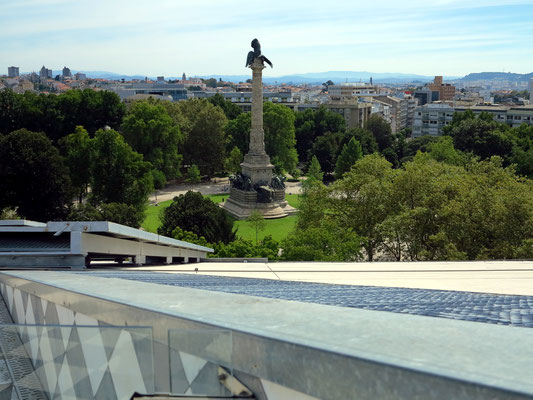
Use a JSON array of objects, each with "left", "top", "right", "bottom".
[
  {"left": 0, "top": 129, "right": 72, "bottom": 221},
  {"left": 263, "top": 102, "right": 298, "bottom": 173},
  {"left": 159, "top": 191, "right": 236, "bottom": 244},
  {"left": 170, "top": 99, "right": 227, "bottom": 176},
  {"left": 89, "top": 128, "right": 153, "bottom": 212},
  {"left": 121, "top": 101, "right": 182, "bottom": 179}
]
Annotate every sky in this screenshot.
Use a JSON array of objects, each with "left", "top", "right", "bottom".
[{"left": 2, "top": 0, "right": 533, "bottom": 78}]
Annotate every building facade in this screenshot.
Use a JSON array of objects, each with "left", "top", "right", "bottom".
[
  {"left": 328, "top": 83, "right": 380, "bottom": 101},
  {"left": 413, "top": 104, "right": 533, "bottom": 137},
  {"left": 296, "top": 101, "right": 372, "bottom": 130},
  {"left": 428, "top": 76, "right": 456, "bottom": 101},
  {"left": 39, "top": 66, "right": 52, "bottom": 80},
  {"left": 8, "top": 66, "right": 19, "bottom": 78},
  {"left": 62, "top": 67, "right": 71, "bottom": 78},
  {"left": 374, "top": 96, "right": 409, "bottom": 134},
  {"left": 412, "top": 104, "right": 455, "bottom": 137}
]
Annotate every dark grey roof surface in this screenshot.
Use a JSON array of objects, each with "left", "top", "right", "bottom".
[{"left": 76, "top": 271, "right": 533, "bottom": 328}]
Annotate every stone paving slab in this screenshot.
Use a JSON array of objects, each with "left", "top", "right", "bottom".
[{"left": 79, "top": 270, "right": 533, "bottom": 328}]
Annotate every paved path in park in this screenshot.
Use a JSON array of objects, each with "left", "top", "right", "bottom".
[
  {"left": 80, "top": 262, "right": 533, "bottom": 328},
  {"left": 149, "top": 178, "right": 302, "bottom": 203}
]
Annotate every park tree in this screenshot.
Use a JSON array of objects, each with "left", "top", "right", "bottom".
[
  {"left": 60, "top": 126, "right": 93, "bottom": 203},
  {"left": 68, "top": 202, "right": 145, "bottom": 228},
  {"left": 225, "top": 112, "right": 251, "bottom": 155},
  {"left": 159, "top": 191, "right": 236, "bottom": 244},
  {"left": 0, "top": 89, "right": 125, "bottom": 142},
  {"left": 306, "top": 155, "right": 324, "bottom": 183},
  {"left": 382, "top": 153, "right": 467, "bottom": 261},
  {"left": 365, "top": 114, "right": 392, "bottom": 152},
  {"left": 310, "top": 132, "right": 344, "bottom": 173},
  {"left": 294, "top": 106, "right": 345, "bottom": 163},
  {"left": 205, "top": 78, "right": 217, "bottom": 88},
  {"left": 335, "top": 137, "right": 363, "bottom": 179},
  {"left": 225, "top": 146, "right": 243, "bottom": 175},
  {"left": 427, "top": 136, "right": 466, "bottom": 166},
  {"left": 439, "top": 157, "right": 533, "bottom": 260},
  {"left": 0, "top": 129, "right": 72, "bottom": 221},
  {"left": 444, "top": 112, "right": 513, "bottom": 161},
  {"left": 172, "top": 99, "right": 227, "bottom": 176},
  {"left": 345, "top": 127, "right": 378, "bottom": 155},
  {"left": 207, "top": 93, "right": 242, "bottom": 120},
  {"left": 186, "top": 165, "right": 201, "bottom": 183},
  {"left": 263, "top": 102, "right": 298, "bottom": 173},
  {"left": 58, "top": 89, "right": 125, "bottom": 137},
  {"left": 247, "top": 210, "right": 266, "bottom": 244},
  {"left": 282, "top": 221, "right": 361, "bottom": 261},
  {"left": 90, "top": 128, "right": 153, "bottom": 212},
  {"left": 121, "top": 101, "right": 182, "bottom": 180},
  {"left": 329, "top": 154, "right": 395, "bottom": 261}
]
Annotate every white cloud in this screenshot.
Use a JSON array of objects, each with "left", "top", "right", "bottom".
[{"left": 1, "top": 0, "right": 532, "bottom": 76}]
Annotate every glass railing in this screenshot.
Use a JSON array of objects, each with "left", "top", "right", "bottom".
[
  {"left": 169, "top": 329, "right": 233, "bottom": 397},
  {"left": 0, "top": 325, "right": 241, "bottom": 400}
]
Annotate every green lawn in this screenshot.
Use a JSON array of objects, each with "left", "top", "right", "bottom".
[
  {"left": 142, "top": 193, "right": 300, "bottom": 242},
  {"left": 234, "top": 215, "right": 297, "bottom": 242}
]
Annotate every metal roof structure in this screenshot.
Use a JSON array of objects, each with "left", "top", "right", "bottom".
[{"left": 0, "top": 220, "right": 213, "bottom": 268}]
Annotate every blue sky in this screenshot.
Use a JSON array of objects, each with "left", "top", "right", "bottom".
[{"left": 2, "top": 0, "right": 533, "bottom": 78}]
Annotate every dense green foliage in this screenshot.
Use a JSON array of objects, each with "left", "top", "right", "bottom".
[
  {"left": 121, "top": 101, "right": 182, "bottom": 179},
  {"left": 207, "top": 93, "right": 242, "bottom": 120},
  {"left": 68, "top": 202, "right": 145, "bottom": 228},
  {"left": 60, "top": 126, "right": 93, "bottom": 202},
  {"left": 171, "top": 99, "right": 227, "bottom": 176},
  {"left": 159, "top": 191, "right": 236, "bottom": 244},
  {"left": 0, "top": 89, "right": 125, "bottom": 141},
  {"left": 287, "top": 153, "right": 533, "bottom": 261},
  {"left": 225, "top": 112, "right": 251, "bottom": 156},
  {"left": 214, "top": 235, "right": 280, "bottom": 259},
  {"left": 294, "top": 106, "right": 345, "bottom": 164},
  {"left": 0, "top": 129, "right": 72, "bottom": 221},
  {"left": 89, "top": 128, "right": 153, "bottom": 212},
  {"left": 335, "top": 137, "right": 363, "bottom": 179}
]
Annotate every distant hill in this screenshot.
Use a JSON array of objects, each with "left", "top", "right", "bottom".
[
  {"left": 460, "top": 72, "right": 533, "bottom": 82},
  {"left": 196, "top": 71, "right": 460, "bottom": 85}
]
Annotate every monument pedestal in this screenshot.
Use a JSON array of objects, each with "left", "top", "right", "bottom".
[{"left": 223, "top": 188, "right": 296, "bottom": 220}]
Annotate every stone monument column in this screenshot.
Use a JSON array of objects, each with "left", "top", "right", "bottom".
[
  {"left": 241, "top": 58, "right": 274, "bottom": 185},
  {"left": 249, "top": 60, "right": 265, "bottom": 154},
  {"left": 222, "top": 39, "right": 296, "bottom": 219}
]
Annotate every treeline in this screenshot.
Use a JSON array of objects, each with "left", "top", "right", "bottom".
[
  {"left": 287, "top": 148, "right": 533, "bottom": 261},
  {"left": 154, "top": 112, "right": 533, "bottom": 262},
  {"left": 2, "top": 88, "right": 533, "bottom": 263},
  {"left": 0, "top": 87, "right": 392, "bottom": 225}
]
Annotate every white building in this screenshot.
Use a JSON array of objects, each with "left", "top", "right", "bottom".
[
  {"left": 328, "top": 83, "right": 380, "bottom": 101},
  {"left": 413, "top": 104, "right": 533, "bottom": 137},
  {"left": 412, "top": 104, "right": 455, "bottom": 137},
  {"left": 530, "top": 78, "right": 533, "bottom": 103}
]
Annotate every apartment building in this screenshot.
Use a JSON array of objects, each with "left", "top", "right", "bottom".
[
  {"left": 8, "top": 66, "right": 19, "bottom": 78},
  {"left": 328, "top": 83, "right": 380, "bottom": 101},
  {"left": 373, "top": 96, "right": 409, "bottom": 134},
  {"left": 413, "top": 104, "right": 533, "bottom": 137},
  {"left": 412, "top": 104, "right": 455, "bottom": 137},
  {"left": 428, "top": 76, "right": 456, "bottom": 101}
]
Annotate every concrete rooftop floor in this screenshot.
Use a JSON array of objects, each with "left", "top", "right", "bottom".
[{"left": 117, "top": 260, "right": 533, "bottom": 296}]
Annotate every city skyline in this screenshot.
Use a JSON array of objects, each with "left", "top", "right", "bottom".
[{"left": 1, "top": 0, "right": 533, "bottom": 78}]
